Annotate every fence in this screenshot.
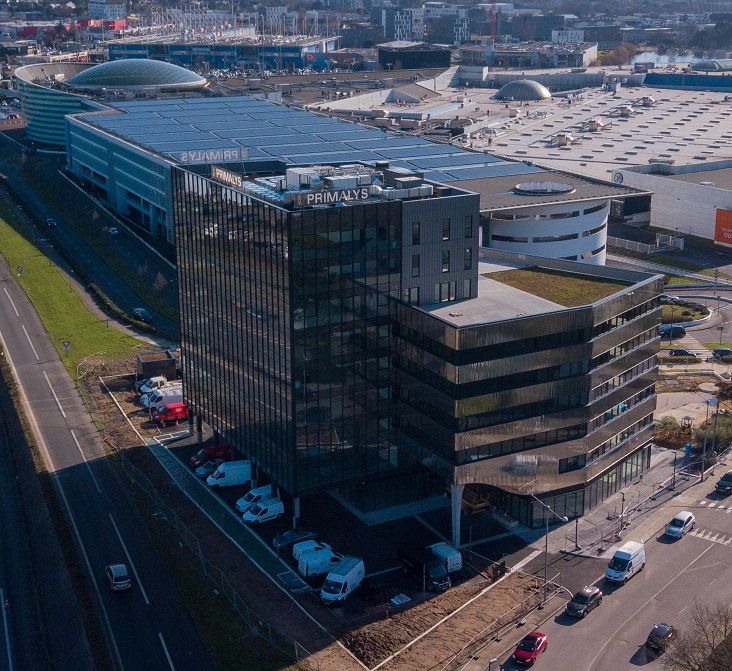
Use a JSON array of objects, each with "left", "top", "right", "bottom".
[
  {"left": 118, "top": 453, "right": 313, "bottom": 664},
  {"left": 607, "top": 236, "right": 658, "bottom": 255}
]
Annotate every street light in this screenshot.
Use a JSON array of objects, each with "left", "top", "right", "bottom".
[
  {"left": 701, "top": 397, "right": 718, "bottom": 481},
  {"left": 487, "top": 658, "right": 499, "bottom": 671},
  {"left": 531, "top": 494, "right": 569, "bottom": 606},
  {"left": 669, "top": 304, "right": 676, "bottom": 347}
]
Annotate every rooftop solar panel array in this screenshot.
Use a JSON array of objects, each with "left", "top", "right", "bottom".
[{"left": 75, "top": 96, "right": 549, "bottom": 183}]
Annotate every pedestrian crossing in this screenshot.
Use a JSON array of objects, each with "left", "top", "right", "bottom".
[
  {"left": 695, "top": 500, "right": 732, "bottom": 512},
  {"left": 688, "top": 528, "right": 732, "bottom": 546}
]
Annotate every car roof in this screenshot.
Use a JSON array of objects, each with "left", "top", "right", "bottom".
[
  {"left": 578, "top": 585, "right": 600, "bottom": 595},
  {"left": 672, "top": 511, "right": 693, "bottom": 520},
  {"left": 107, "top": 563, "right": 128, "bottom": 576},
  {"left": 651, "top": 623, "right": 674, "bottom": 635}
]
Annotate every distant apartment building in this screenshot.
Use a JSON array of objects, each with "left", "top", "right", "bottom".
[
  {"left": 382, "top": 7, "right": 425, "bottom": 42},
  {"left": 552, "top": 29, "right": 585, "bottom": 44},
  {"left": 88, "top": 0, "right": 126, "bottom": 20}
]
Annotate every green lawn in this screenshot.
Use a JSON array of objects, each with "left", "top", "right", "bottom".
[
  {"left": 0, "top": 200, "right": 141, "bottom": 374},
  {"left": 488, "top": 267, "right": 631, "bottom": 307}
]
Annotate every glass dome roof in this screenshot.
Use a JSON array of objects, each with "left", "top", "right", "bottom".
[
  {"left": 68, "top": 59, "right": 206, "bottom": 89},
  {"left": 495, "top": 79, "right": 551, "bottom": 101}
]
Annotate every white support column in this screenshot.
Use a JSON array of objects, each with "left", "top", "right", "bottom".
[{"left": 451, "top": 484, "right": 465, "bottom": 548}]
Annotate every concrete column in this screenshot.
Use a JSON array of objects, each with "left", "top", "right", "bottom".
[
  {"left": 293, "top": 496, "right": 300, "bottom": 529},
  {"left": 196, "top": 414, "right": 203, "bottom": 444},
  {"left": 451, "top": 484, "right": 465, "bottom": 548},
  {"left": 188, "top": 409, "right": 194, "bottom": 436}
]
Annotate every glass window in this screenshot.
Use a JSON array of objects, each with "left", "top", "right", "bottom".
[
  {"left": 412, "top": 221, "right": 420, "bottom": 245},
  {"left": 465, "top": 215, "right": 473, "bottom": 238},
  {"left": 442, "top": 250, "right": 450, "bottom": 273},
  {"left": 463, "top": 278, "right": 471, "bottom": 298},
  {"left": 408, "top": 287, "right": 419, "bottom": 305},
  {"left": 442, "top": 218, "right": 451, "bottom": 241},
  {"left": 412, "top": 254, "right": 420, "bottom": 277},
  {"left": 464, "top": 247, "right": 472, "bottom": 270}
]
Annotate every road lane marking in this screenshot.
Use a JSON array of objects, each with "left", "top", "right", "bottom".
[
  {"left": 158, "top": 633, "right": 175, "bottom": 670},
  {"left": 43, "top": 371, "right": 66, "bottom": 418},
  {"left": 586, "top": 544, "right": 713, "bottom": 670},
  {"left": 709, "top": 502, "right": 716, "bottom": 508},
  {"left": 0, "top": 588, "right": 13, "bottom": 671},
  {"left": 512, "top": 548, "right": 543, "bottom": 572},
  {"left": 698, "top": 500, "right": 706, "bottom": 505},
  {"left": 70, "top": 430, "right": 101, "bottom": 494},
  {"left": 3, "top": 288, "right": 18, "bottom": 317},
  {"left": 109, "top": 514, "right": 149, "bottom": 605},
  {"left": 21, "top": 325, "right": 39, "bottom": 360}
]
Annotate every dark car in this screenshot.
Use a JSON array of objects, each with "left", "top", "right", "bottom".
[
  {"left": 46, "top": 218, "right": 57, "bottom": 228},
  {"left": 565, "top": 585, "right": 603, "bottom": 618},
  {"left": 131, "top": 307, "right": 152, "bottom": 323},
  {"left": 659, "top": 325, "right": 686, "bottom": 338},
  {"left": 669, "top": 348, "right": 693, "bottom": 357},
  {"left": 512, "top": 631, "right": 548, "bottom": 666},
  {"left": 645, "top": 623, "right": 677, "bottom": 656},
  {"left": 272, "top": 527, "right": 318, "bottom": 550},
  {"left": 713, "top": 348, "right": 732, "bottom": 360},
  {"left": 716, "top": 470, "right": 732, "bottom": 495},
  {"left": 398, "top": 546, "right": 451, "bottom": 592}
]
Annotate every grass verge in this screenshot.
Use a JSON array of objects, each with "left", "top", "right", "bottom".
[{"left": 0, "top": 196, "right": 141, "bottom": 375}]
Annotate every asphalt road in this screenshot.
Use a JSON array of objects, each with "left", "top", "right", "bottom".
[
  {"left": 0, "top": 254, "right": 213, "bottom": 668},
  {"left": 499, "top": 490, "right": 732, "bottom": 670},
  {"left": 0, "top": 410, "right": 47, "bottom": 671}
]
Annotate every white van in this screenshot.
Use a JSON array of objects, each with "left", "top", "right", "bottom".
[
  {"left": 235, "top": 484, "right": 273, "bottom": 514},
  {"left": 297, "top": 548, "right": 344, "bottom": 579},
  {"left": 321, "top": 557, "right": 365, "bottom": 605},
  {"left": 292, "top": 540, "right": 332, "bottom": 562},
  {"left": 241, "top": 497, "right": 284, "bottom": 524},
  {"left": 135, "top": 375, "right": 167, "bottom": 395},
  {"left": 605, "top": 541, "right": 646, "bottom": 583},
  {"left": 206, "top": 461, "right": 252, "bottom": 489},
  {"left": 429, "top": 542, "right": 463, "bottom": 573},
  {"left": 143, "top": 386, "right": 183, "bottom": 411}
]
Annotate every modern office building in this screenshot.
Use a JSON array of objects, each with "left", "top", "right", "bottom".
[{"left": 173, "top": 160, "right": 662, "bottom": 545}]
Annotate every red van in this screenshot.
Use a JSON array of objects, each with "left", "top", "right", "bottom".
[
  {"left": 152, "top": 402, "right": 188, "bottom": 427},
  {"left": 190, "top": 442, "right": 232, "bottom": 467}
]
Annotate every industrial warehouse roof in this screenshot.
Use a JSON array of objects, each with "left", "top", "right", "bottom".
[
  {"left": 67, "top": 59, "right": 207, "bottom": 89},
  {"left": 72, "top": 96, "right": 547, "bottom": 186}
]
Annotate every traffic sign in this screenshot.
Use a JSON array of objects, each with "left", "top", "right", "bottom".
[
  {"left": 62, "top": 340, "right": 70, "bottom": 350},
  {"left": 17, "top": 265, "right": 22, "bottom": 274}
]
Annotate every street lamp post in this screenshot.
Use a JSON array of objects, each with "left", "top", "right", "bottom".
[
  {"left": 531, "top": 494, "right": 569, "bottom": 606},
  {"left": 701, "top": 397, "right": 718, "bottom": 481},
  {"left": 669, "top": 305, "right": 676, "bottom": 347}
]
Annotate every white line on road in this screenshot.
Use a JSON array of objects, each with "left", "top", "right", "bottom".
[
  {"left": 585, "top": 544, "right": 713, "bottom": 670},
  {"left": 21, "top": 325, "right": 38, "bottom": 361},
  {"left": 2, "top": 288, "right": 18, "bottom": 317},
  {"left": 512, "top": 548, "right": 543, "bottom": 572},
  {"left": 70, "top": 430, "right": 101, "bottom": 494},
  {"left": 109, "top": 514, "right": 149, "bottom": 605},
  {"left": 158, "top": 633, "right": 175, "bottom": 671},
  {"left": 42, "top": 370, "right": 66, "bottom": 418},
  {"left": 0, "top": 588, "right": 13, "bottom": 671}
]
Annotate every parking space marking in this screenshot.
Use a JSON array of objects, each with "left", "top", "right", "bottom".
[
  {"left": 1, "top": 587, "right": 13, "bottom": 671},
  {"left": 159, "top": 633, "right": 175, "bottom": 671},
  {"left": 709, "top": 502, "right": 717, "bottom": 508}
]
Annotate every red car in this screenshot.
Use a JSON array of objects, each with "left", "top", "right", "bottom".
[
  {"left": 190, "top": 442, "right": 231, "bottom": 467},
  {"left": 512, "top": 631, "right": 548, "bottom": 666}
]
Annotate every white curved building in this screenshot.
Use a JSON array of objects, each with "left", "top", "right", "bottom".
[
  {"left": 449, "top": 174, "right": 631, "bottom": 265},
  {"left": 15, "top": 62, "right": 103, "bottom": 146},
  {"left": 15, "top": 60, "right": 207, "bottom": 147}
]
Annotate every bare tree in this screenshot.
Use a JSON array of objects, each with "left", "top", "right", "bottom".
[{"left": 663, "top": 601, "right": 732, "bottom": 671}]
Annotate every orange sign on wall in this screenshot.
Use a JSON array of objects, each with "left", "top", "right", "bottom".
[{"left": 715, "top": 209, "right": 732, "bottom": 244}]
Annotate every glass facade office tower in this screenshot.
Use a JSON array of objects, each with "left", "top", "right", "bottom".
[{"left": 173, "top": 163, "right": 663, "bottom": 541}]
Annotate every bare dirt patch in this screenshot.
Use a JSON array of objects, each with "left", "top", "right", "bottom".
[
  {"left": 344, "top": 573, "right": 542, "bottom": 670},
  {"left": 656, "top": 374, "right": 714, "bottom": 395}
]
